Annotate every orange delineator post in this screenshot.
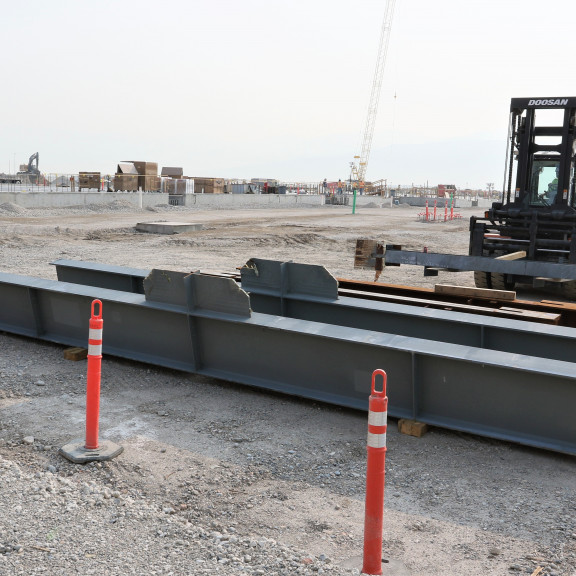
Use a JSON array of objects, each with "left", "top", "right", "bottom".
[
  {"left": 59, "top": 297, "right": 123, "bottom": 464},
  {"left": 85, "top": 299, "right": 103, "bottom": 450},
  {"left": 425, "top": 200, "right": 429, "bottom": 221},
  {"left": 433, "top": 199, "right": 437, "bottom": 221},
  {"left": 362, "top": 369, "right": 388, "bottom": 576},
  {"left": 450, "top": 194, "right": 454, "bottom": 220}
]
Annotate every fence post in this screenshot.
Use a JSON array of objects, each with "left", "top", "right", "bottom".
[{"left": 362, "top": 369, "right": 388, "bottom": 575}]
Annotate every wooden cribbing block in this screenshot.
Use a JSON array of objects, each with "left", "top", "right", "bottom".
[
  {"left": 434, "top": 283, "right": 516, "bottom": 301},
  {"left": 495, "top": 250, "right": 526, "bottom": 261},
  {"left": 398, "top": 419, "right": 429, "bottom": 438},
  {"left": 63, "top": 347, "right": 88, "bottom": 361}
]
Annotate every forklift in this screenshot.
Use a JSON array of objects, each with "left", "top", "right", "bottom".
[
  {"left": 470, "top": 97, "right": 576, "bottom": 295},
  {"left": 356, "top": 97, "right": 576, "bottom": 298}
]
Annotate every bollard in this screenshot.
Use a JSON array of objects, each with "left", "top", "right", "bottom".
[
  {"left": 362, "top": 369, "right": 388, "bottom": 576},
  {"left": 59, "top": 299, "right": 123, "bottom": 464}
]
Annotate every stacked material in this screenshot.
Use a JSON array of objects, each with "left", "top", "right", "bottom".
[
  {"left": 131, "top": 161, "right": 160, "bottom": 192},
  {"left": 161, "top": 167, "right": 184, "bottom": 178},
  {"left": 162, "top": 179, "right": 187, "bottom": 195},
  {"left": 114, "top": 162, "right": 139, "bottom": 191},
  {"left": 79, "top": 172, "right": 101, "bottom": 191},
  {"left": 192, "top": 177, "right": 225, "bottom": 194}
]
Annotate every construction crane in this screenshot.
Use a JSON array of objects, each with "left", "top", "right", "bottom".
[{"left": 351, "top": 0, "right": 396, "bottom": 185}]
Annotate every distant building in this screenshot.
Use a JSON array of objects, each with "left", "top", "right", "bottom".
[{"left": 437, "top": 184, "right": 456, "bottom": 198}]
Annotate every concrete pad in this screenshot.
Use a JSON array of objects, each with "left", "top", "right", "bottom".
[{"left": 135, "top": 221, "right": 203, "bottom": 234}]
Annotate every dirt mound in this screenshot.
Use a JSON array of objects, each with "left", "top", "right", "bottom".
[
  {"left": 0, "top": 202, "right": 26, "bottom": 214},
  {"left": 87, "top": 199, "right": 136, "bottom": 212}
]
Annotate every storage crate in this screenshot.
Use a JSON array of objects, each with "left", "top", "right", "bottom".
[
  {"left": 79, "top": 172, "right": 101, "bottom": 190},
  {"left": 193, "top": 177, "right": 225, "bottom": 194},
  {"left": 163, "top": 179, "right": 187, "bottom": 195},
  {"left": 113, "top": 174, "right": 138, "bottom": 191},
  {"left": 138, "top": 175, "right": 161, "bottom": 191},
  {"left": 131, "top": 161, "right": 158, "bottom": 176}
]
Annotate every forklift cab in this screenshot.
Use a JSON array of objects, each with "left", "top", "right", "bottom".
[{"left": 529, "top": 157, "right": 560, "bottom": 206}]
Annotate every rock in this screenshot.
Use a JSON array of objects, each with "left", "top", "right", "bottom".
[{"left": 22, "top": 436, "right": 34, "bottom": 445}]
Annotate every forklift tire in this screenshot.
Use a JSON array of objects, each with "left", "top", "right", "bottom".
[
  {"left": 490, "top": 273, "right": 515, "bottom": 291},
  {"left": 474, "top": 271, "right": 490, "bottom": 289}
]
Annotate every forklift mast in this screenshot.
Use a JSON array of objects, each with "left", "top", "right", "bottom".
[{"left": 501, "top": 97, "right": 576, "bottom": 213}]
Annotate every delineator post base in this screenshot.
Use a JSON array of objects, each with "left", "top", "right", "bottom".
[{"left": 59, "top": 439, "right": 123, "bottom": 464}]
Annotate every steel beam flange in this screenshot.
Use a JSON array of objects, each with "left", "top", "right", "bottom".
[{"left": 241, "top": 258, "right": 339, "bottom": 300}]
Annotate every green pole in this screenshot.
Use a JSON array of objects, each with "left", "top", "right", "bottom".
[{"left": 352, "top": 188, "right": 357, "bottom": 214}]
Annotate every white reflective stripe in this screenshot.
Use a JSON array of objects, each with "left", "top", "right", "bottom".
[
  {"left": 367, "top": 432, "right": 387, "bottom": 449},
  {"left": 368, "top": 410, "right": 387, "bottom": 427},
  {"left": 88, "top": 343, "right": 102, "bottom": 356},
  {"left": 89, "top": 328, "right": 103, "bottom": 341}
]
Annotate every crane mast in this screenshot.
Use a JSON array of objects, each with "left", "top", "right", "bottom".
[{"left": 353, "top": 0, "right": 396, "bottom": 184}]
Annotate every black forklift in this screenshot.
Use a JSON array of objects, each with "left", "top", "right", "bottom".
[
  {"left": 470, "top": 97, "right": 576, "bottom": 295},
  {"left": 356, "top": 97, "right": 576, "bottom": 297}
]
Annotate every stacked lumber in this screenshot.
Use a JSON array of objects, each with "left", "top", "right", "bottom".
[{"left": 193, "top": 177, "right": 225, "bottom": 194}]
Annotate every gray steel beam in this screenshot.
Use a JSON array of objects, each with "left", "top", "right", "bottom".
[
  {"left": 0, "top": 269, "right": 576, "bottom": 455},
  {"left": 383, "top": 248, "right": 576, "bottom": 279},
  {"left": 53, "top": 258, "right": 576, "bottom": 364},
  {"left": 53, "top": 260, "right": 147, "bottom": 294}
]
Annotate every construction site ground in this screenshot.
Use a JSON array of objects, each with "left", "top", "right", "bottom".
[{"left": 0, "top": 200, "right": 574, "bottom": 576}]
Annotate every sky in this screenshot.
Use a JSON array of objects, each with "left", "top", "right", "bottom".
[{"left": 1, "top": 0, "right": 575, "bottom": 190}]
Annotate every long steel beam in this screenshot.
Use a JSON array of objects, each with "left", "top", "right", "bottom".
[
  {"left": 383, "top": 247, "right": 576, "bottom": 279},
  {"left": 53, "top": 258, "right": 576, "bottom": 364},
  {"left": 1, "top": 268, "right": 576, "bottom": 455}
]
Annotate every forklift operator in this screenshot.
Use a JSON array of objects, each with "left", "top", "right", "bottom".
[{"left": 546, "top": 165, "right": 559, "bottom": 203}]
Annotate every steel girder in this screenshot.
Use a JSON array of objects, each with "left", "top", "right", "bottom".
[
  {"left": 1, "top": 267, "right": 576, "bottom": 455},
  {"left": 383, "top": 248, "right": 576, "bottom": 279},
  {"left": 53, "top": 258, "right": 576, "bottom": 364}
]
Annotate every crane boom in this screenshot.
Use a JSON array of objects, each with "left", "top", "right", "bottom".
[{"left": 354, "top": 0, "right": 396, "bottom": 184}]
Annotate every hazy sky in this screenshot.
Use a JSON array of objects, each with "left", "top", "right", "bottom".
[{"left": 1, "top": 0, "right": 574, "bottom": 189}]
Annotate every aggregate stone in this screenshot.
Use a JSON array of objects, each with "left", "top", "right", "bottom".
[{"left": 0, "top": 204, "right": 575, "bottom": 575}]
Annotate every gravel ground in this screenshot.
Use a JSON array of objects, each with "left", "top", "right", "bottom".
[{"left": 0, "top": 200, "right": 575, "bottom": 576}]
